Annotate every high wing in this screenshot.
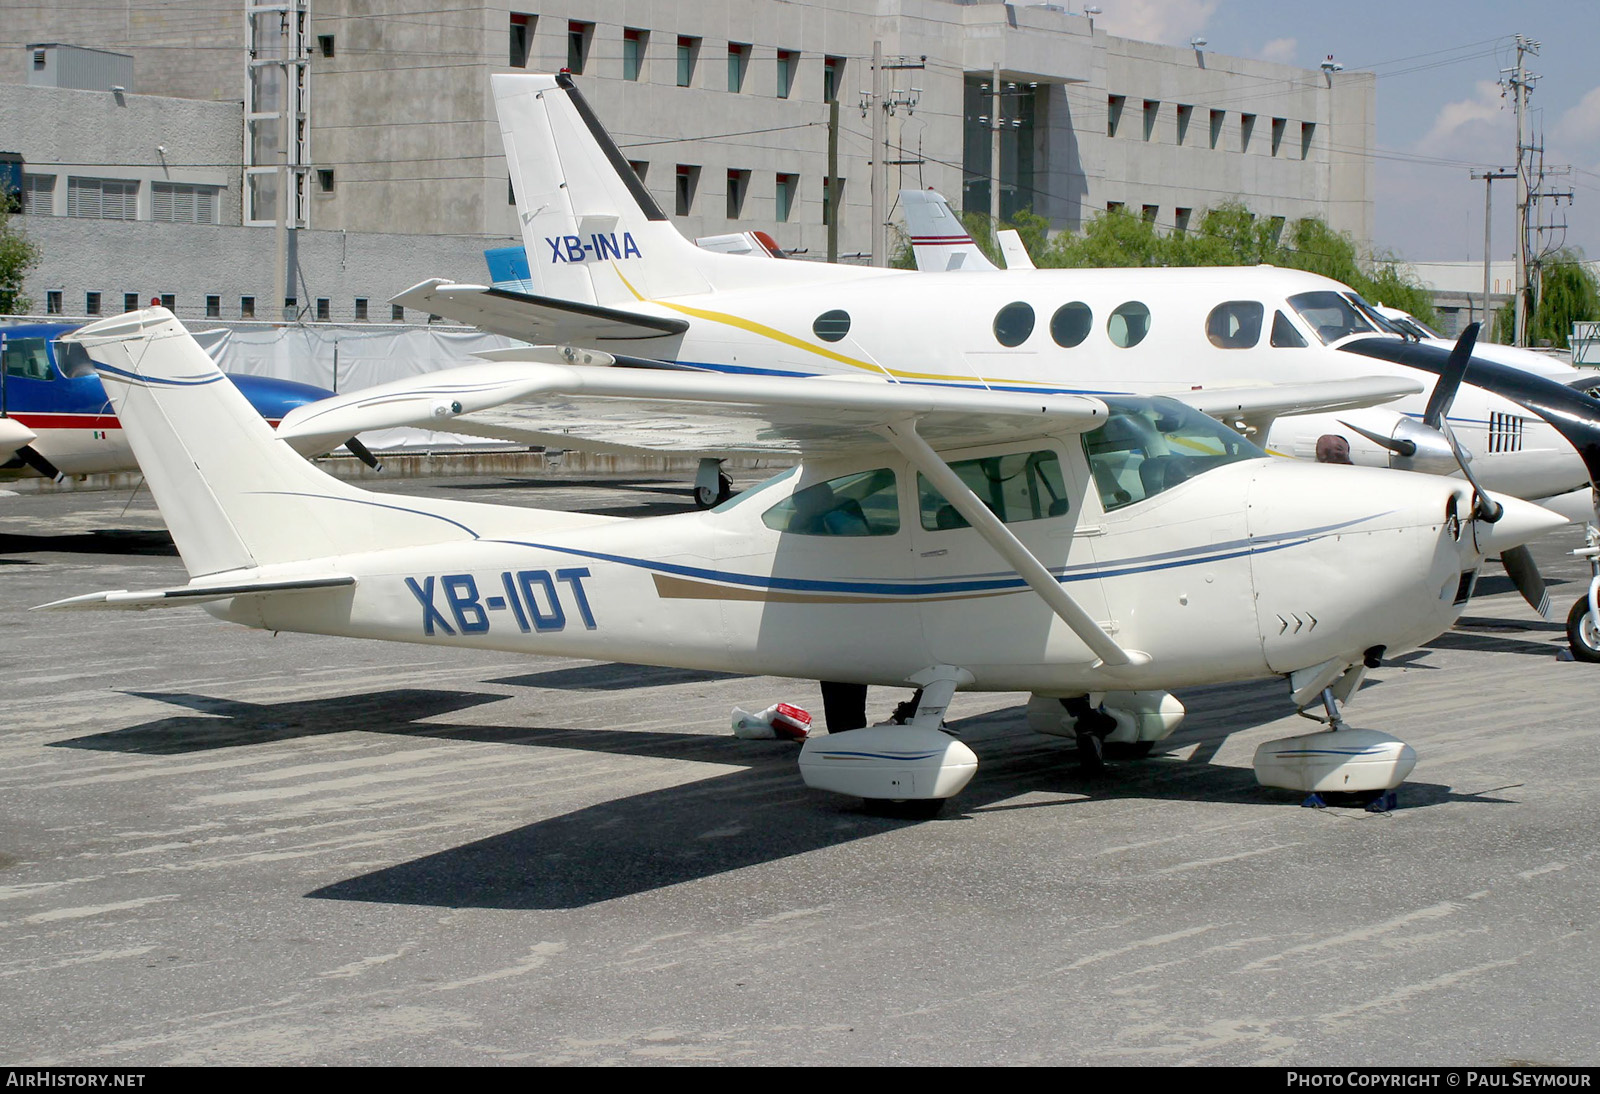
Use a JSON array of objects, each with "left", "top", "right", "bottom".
[
  {"left": 279, "top": 357, "right": 1419, "bottom": 459},
  {"left": 278, "top": 363, "right": 1110, "bottom": 459},
  {"left": 390, "top": 279, "right": 689, "bottom": 345}
]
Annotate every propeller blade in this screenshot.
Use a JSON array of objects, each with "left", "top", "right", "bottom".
[
  {"left": 1338, "top": 418, "right": 1417, "bottom": 457},
  {"left": 1436, "top": 415, "right": 1503, "bottom": 523},
  {"left": 14, "top": 444, "right": 64, "bottom": 483},
  {"left": 1422, "top": 322, "right": 1479, "bottom": 429},
  {"left": 1500, "top": 544, "right": 1553, "bottom": 619},
  {"left": 343, "top": 436, "right": 383, "bottom": 472}
]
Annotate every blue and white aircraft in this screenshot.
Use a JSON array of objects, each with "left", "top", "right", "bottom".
[
  {"left": 1, "top": 321, "right": 334, "bottom": 481},
  {"left": 38, "top": 307, "right": 1566, "bottom": 811}
]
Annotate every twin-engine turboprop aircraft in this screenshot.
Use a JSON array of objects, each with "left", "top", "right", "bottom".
[
  {"left": 390, "top": 73, "right": 1600, "bottom": 525},
  {"left": 39, "top": 309, "right": 1565, "bottom": 812},
  {"left": 1, "top": 322, "right": 334, "bottom": 481}
]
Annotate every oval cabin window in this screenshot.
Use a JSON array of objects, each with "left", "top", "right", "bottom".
[
  {"left": 813, "top": 310, "right": 852, "bottom": 342},
  {"left": 1050, "top": 302, "right": 1092, "bottom": 348},
  {"left": 993, "top": 301, "right": 1035, "bottom": 347},
  {"left": 1205, "top": 301, "right": 1264, "bottom": 348},
  {"left": 1107, "top": 301, "right": 1151, "bottom": 348}
]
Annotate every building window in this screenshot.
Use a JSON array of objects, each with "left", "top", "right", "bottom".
[
  {"left": 677, "top": 36, "right": 700, "bottom": 87},
  {"left": 1176, "top": 104, "right": 1193, "bottom": 145},
  {"left": 675, "top": 164, "right": 699, "bottom": 216},
  {"left": 1269, "top": 215, "right": 1286, "bottom": 246},
  {"left": 1271, "top": 117, "right": 1286, "bottom": 156},
  {"left": 1174, "top": 207, "right": 1192, "bottom": 234},
  {"left": 822, "top": 177, "right": 844, "bottom": 227},
  {"left": 67, "top": 177, "right": 137, "bottom": 220},
  {"left": 1300, "top": 121, "right": 1316, "bottom": 160},
  {"left": 160, "top": 293, "right": 175, "bottom": 311},
  {"left": 823, "top": 56, "right": 844, "bottom": 102},
  {"left": 123, "top": 292, "right": 140, "bottom": 313},
  {"left": 317, "top": 34, "right": 335, "bottom": 58},
  {"left": 240, "top": 296, "right": 255, "bottom": 319},
  {"left": 628, "top": 160, "right": 648, "bottom": 185},
  {"left": 623, "top": 28, "right": 647, "bottom": 81},
  {"left": 152, "top": 182, "right": 219, "bottom": 224},
  {"left": 1143, "top": 100, "right": 1160, "bottom": 141},
  {"left": 1209, "top": 109, "right": 1224, "bottom": 149},
  {"left": 1240, "top": 113, "right": 1256, "bottom": 152},
  {"left": 1106, "top": 200, "right": 1125, "bottom": 213},
  {"left": 85, "top": 292, "right": 101, "bottom": 316},
  {"left": 315, "top": 169, "right": 335, "bottom": 194},
  {"left": 775, "top": 173, "right": 796, "bottom": 222},
  {"left": 315, "top": 297, "right": 330, "bottom": 321},
  {"left": 727, "top": 42, "right": 749, "bottom": 93},
  {"left": 206, "top": 294, "right": 220, "bottom": 318},
  {"left": 355, "top": 297, "right": 368, "bottom": 321},
  {"left": 1141, "top": 204, "right": 1159, "bottom": 223},
  {"left": 21, "top": 174, "right": 54, "bottom": 215},
  {"left": 46, "top": 290, "right": 62, "bottom": 315},
  {"left": 1107, "top": 95, "right": 1125, "bottom": 137},
  {"left": 726, "top": 169, "right": 749, "bottom": 219},
  {"left": 567, "top": 21, "right": 593, "bottom": 74},
  {"left": 391, "top": 303, "right": 405, "bottom": 321},
  {"left": 776, "top": 50, "right": 797, "bottom": 99},
  {"left": 509, "top": 13, "right": 533, "bottom": 68}
]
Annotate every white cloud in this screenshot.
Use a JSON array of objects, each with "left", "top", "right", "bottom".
[
  {"left": 1093, "top": 0, "right": 1217, "bottom": 46},
  {"left": 1416, "top": 80, "right": 1510, "bottom": 157},
  {"left": 1554, "top": 86, "right": 1600, "bottom": 146},
  {"left": 1257, "top": 38, "right": 1297, "bottom": 65}
]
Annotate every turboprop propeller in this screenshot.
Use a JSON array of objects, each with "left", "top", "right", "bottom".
[{"left": 1341, "top": 322, "right": 1600, "bottom": 620}]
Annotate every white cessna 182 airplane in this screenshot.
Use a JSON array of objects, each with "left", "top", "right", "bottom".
[
  {"left": 388, "top": 74, "right": 1600, "bottom": 531},
  {"left": 39, "top": 308, "right": 1563, "bottom": 813}
]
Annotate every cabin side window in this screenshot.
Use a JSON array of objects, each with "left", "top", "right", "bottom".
[
  {"left": 1, "top": 337, "right": 52, "bottom": 380},
  {"left": 1107, "top": 301, "right": 1151, "bottom": 348},
  {"left": 1205, "top": 301, "right": 1264, "bottom": 349},
  {"left": 917, "top": 449, "right": 1068, "bottom": 531},
  {"left": 762, "top": 468, "right": 900, "bottom": 536},
  {"left": 1270, "top": 310, "right": 1308, "bottom": 348},
  {"left": 1050, "top": 302, "right": 1092, "bottom": 348}
]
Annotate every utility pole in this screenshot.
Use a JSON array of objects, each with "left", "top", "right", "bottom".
[
  {"left": 869, "top": 41, "right": 885, "bottom": 266},
  {"left": 1502, "top": 35, "right": 1539, "bottom": 346},
  {"left": 827, "top": 97, "right": 839, "bottom": 264},
  {"left": 990, "top": 63, "right": 1002, "bottom": 229},
  {"left": 273, "top": 9, "right": 290, "bottom": 324},
  {"left": 1470, "top": 168, "right": 1514, "bottom": 334},
  {"left": 861, "top": 44, "right": 922, "bottom": 266}
]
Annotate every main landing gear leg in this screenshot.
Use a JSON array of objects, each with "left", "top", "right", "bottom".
[
  {"left": 1062, "top": 696, "right": 1117, "bottom": 773},
  {"left": 693, "top": 458, "right": 735, "bottom": 509}
]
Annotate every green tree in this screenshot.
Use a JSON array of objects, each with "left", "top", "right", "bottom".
[
  {"left": 1491, "top": 253, "right": 1600, "bottom": 347},
  {"left": 0, "top": 207, "right": 38, "bottom": 314}
]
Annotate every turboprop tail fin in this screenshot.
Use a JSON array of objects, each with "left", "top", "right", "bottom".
[{"left": 61, "top": 309, "right": 485, "bottom": 578}]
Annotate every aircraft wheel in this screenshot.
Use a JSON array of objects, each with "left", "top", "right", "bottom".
[
  {"left": 1566, "top": 597, "right": 1600, "bottom": 663},
  {"left": 864, "top": 797, "right": 946, "bottom": 820},
  {"left": 693, "top": 471, "right": 735, "bottom": 509}
]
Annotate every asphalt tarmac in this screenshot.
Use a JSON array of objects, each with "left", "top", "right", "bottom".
[{"left": 1, "top": 471, "right": 1596, "bottom": 1066}]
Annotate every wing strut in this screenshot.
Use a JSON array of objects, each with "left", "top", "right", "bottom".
[{"left": 874, "top": 418, "right": 1152, "bottom": 672}]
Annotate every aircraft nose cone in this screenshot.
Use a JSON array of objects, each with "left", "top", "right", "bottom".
[{"left": 1478, "top": 494, "right": 1569, "bottom": 555}]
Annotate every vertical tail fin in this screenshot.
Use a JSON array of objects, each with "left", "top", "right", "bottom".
[
  {"left": 498, "top": 73, "right": 717, "bottom": 305},
  {"left": 898, "top": 189, "right": 998, "bottom": 273},
  {"left": 62, "top": 309, "right": 478, "bottom": 577}
]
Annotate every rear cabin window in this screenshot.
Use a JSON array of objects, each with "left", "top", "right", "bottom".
[
  {"left": 1205, "top": 301, "right": 1264, "bottom": 348},
  {"left": 1082, "top": 397, "right": 1263, "bottom": 512},
  {"left": 1288, "top": 291, "right": 1375, "bottom": 345},
  {"left": 1050, "top": 302, "right": 1092, "bottom": 347},
  {"left": 2, "top": 337, "right": 52, "bottom": 380},
  {"left": 762, "top": 468, "right": 900, "bottom": 536},
  {"left": 917, "top": 450, "right": 1069, "bottom": 531}
]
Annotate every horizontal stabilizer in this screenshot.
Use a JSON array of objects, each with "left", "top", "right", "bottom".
[
  {"left": 282, "top": 362, "right": 1110, "bottom": 459},
  {"left": 390, "top": 279, "right": 688, "bottom": 344},
  {"left": 1175, "top": 376, "right": 1422, "bottom": 435},
  {"left": 36, "top": 574, "right": 356, "bottom": 612}
]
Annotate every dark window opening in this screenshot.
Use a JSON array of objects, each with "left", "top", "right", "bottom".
[
  {"left": 240, "top": 296, "right": 255, "bottom": 319},
  {"left": 509, "top": 14, "right": 533, "bottom": 68},
  {"left": 993, "top": 301, "right": 1035, "bottom": 347},
  {"left": 812, "top": 310, "right": 851, "bottom": 342},
  {"left": 567, "top": 21, "right": 593, "bottom": 74},
  {"left": 726, "top": 168, "right": 749, "bottom": 219},
  {"left": 205, "top": 294, "right": 220, "bottom": 319},
  {"left": 1050, "top": 302, "right": 1092, "bottom": 348},
  {"left": 355, "top": 298, "right": 368, "bottom": 321},
  {"left": 677, "top": 36, "right": 700, "bottom": 87},
  {"left": 318, "top": 34, "right": 335, "bottom": 59},
  {"left": 675, "top": 164, "right": 699, "bottom": 216}
]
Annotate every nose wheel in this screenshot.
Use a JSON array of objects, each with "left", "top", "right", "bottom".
[{"left": 1567, "top": 597, "right": 1600, "bottom": 663}]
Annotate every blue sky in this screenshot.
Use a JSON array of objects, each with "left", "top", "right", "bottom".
[{"left": 1088, "top": 0, "right": 1600, "bottom": 263}]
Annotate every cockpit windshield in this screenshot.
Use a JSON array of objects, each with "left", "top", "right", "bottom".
[
  {"left": 1288, "top": 291, "right": 1377, "bottom": 345},
  {"left": 1082, "top": 396, "right": 1264, "bottom": 512},
  {"left": 1342, "top": 293, "right": 1404, "bottom": 335}
]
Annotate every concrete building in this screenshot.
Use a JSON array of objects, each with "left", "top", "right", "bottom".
[{"left": 2, "top": 1, "right": 1375, "bottom": 325}]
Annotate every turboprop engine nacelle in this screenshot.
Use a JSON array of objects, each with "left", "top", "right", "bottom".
[{"left": 1386, "top": 416, "right": 1465, "bottom": 477}]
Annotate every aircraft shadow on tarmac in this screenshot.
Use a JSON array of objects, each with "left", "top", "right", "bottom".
[
  {"left": 308, "top": 675, "right": 1514, "bottom": 911},
  {"left": 39, "top": 663, "right": 1518, "bottom": 909},
  {"left": 0, "top": 529, "right": 177, "bottom": 560}
]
